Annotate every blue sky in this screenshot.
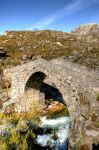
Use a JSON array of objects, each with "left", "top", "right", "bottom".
[{"left": 0, "top": 0, "right": 99, "bottom": 34}]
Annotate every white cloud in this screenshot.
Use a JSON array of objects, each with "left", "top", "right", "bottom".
[{"left": 28, "top": 0, "right": 99, "bottom": 30}]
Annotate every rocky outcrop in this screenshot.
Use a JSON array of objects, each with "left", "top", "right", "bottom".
[{"left": 72, "top": 24, "right": 99, "bottom": 37}]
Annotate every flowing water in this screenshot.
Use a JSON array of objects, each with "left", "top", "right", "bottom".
[
  {"left": 0, "top": 104, "right": 71, "bottom": 150},
  {"left": 35, "top": 116, "right": 71, "bottom": 150}
]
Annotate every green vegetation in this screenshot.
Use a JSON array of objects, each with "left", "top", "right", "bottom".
[
  {"left": 0, "top": 96, "right": 70, "bottom": 149},
  {"left": 0, "top": 101, "right": 43, "bottom": 126},
  {"left": 0, "top": 127, "right": 36, "bottom": 150},
  {"left": 0, "top": 109, "right": 39, "bottom": 150}
]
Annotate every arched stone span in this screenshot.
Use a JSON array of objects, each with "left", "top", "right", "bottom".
[
  {"left": 4, "top": 57, "right": 98, "bottom": 121},
  {"left": 11, "top": 66, "right": 79, "bottom": 120}
]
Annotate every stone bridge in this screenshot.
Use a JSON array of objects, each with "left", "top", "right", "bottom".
[{"left": 3, "top": 57, "right": 99, "bottom": 149}]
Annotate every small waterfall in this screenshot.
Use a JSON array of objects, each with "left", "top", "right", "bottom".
[{"left": 36, "top": 116, "right": 71, "bottom": 150}]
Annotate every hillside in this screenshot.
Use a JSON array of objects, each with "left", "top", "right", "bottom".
[
  {"left": 0, "top": 24, "right": 99, "bottom": 69},
  {"left": 72, "top": 24, "right": 99, "bottom": 38}
]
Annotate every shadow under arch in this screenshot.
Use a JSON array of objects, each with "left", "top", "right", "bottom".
[
  {"left": 25, "top": 71, "right": 67, "bottom": 108},
  {"left": 25, "top": 71, "right": 46, "bottom": 90},
  {"left": 40, "top": 83, "right": 66, "bottom": 105}
]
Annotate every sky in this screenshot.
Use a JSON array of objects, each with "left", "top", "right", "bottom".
[{"left": 0, "top": 0, "right": 99, "bottom": 34}]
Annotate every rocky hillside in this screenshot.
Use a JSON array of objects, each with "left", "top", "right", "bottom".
[
  {"left": 0, "top": 24, "right": 99, "bottom": 69},
  {"left": 72, "top": 24, "right": 99, "bottom": 38}
]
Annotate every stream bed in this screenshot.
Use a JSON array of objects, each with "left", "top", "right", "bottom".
[
  {"left": 36, "top": 116, "right": 71, "bottom": 150},
  {"left": 0, "top": 104, "right": 71, "bottom": 150}
]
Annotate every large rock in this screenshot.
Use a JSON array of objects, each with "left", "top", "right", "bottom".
[
  {"left": 72, "top": 24, "right": 99, "bottom": 37},
  {"left": 43, "top": 102, "right": 67, "bottom": 116}
]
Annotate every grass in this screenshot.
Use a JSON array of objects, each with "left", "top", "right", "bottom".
[
  {"left": 0, "top": 110, "right": 38, "bottom": 150},
  {"left": 0, "top": 127, "right": 36, "bottom": 150}
]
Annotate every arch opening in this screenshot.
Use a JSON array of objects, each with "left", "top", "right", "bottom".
[
  {"left": 24, "top": 71, "right": 70, "bottom": 149},
  {"left": 25, "top": 71, "right": 46, "bottom": 90},
  {"left": 25, "top": 71, "right": 67, "bottom": 107}
]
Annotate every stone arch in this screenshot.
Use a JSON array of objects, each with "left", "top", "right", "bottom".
[{"left": 11, "top": 66, "right": 80, "bottom": 120}]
